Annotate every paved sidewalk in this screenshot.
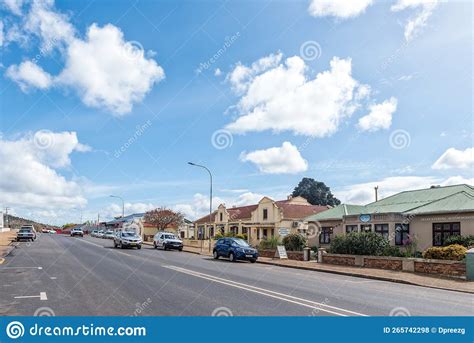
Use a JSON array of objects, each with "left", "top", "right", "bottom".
[
  {"left": 257, "top": 257, "right": 474, "bottom": 294},
  {"left": 143, "top": 241, "right": 213, "bottom": 256},
  {"left": 0, "top": 229, "right": 17, "bottom": 262}
]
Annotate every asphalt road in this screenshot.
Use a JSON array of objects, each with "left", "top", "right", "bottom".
[{"left": 1, "top": 234, "right": 473, "bottom": 316}]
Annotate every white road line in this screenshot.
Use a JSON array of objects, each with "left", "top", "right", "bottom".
[
  {"left": 14, "top": 292, "right": 48, "bottom": 301},
  {"left": 1, "top": 266, "right": 42, "bottom": 270},
  {"left": 69, "top": 238, "right": 104, "bottom": 248},
  {"left": 163, "top": 265, "right": 367, "bottom": 317}
]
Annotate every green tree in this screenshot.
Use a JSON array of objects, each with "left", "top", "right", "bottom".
[{"left": 292, "top": 177, "right": 341, "bottom": 206}]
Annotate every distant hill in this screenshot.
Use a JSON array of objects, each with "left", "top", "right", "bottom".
[{"left": 3, "top": 215, "right": 59, "bottom": 231}]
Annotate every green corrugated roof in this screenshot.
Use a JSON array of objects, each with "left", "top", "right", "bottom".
[
  {"left": 406, "top": 191, "right": 474, "bottom": 214},
  {"left": 305, "top": 184, "right": 474, "bottom": 221}
]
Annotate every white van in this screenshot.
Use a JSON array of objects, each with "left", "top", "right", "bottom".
[{"left": 153, "top": 232, "right": 183, "bottom": 251}]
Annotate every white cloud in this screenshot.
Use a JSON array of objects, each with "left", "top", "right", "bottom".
[
  {"left": 6, "top": 61, "right": 52, "bottom": 91},
  {"left": 214, "top": 68, "right": 222, "bottom": 76},
  {"left": 0, "top": 21, "right": 4, "bottom": 47},
  {"left": 24, "top": 0, "right": 75, "bottom": 52},
  {"left": 357, "top": 97, "right": 397, "bottom": 132},
  {"left": 336, "top": 175, "right": 474, "bottom": 204},
  {"left": 308, "top": 0, "right": 374, "bottom": 19},
  {"left": 0, "top": 131, "right": 88, "bottom": 210},
  {"left": 391, "top": 0, "right": 439, "bottom": 41},
  {"left": 225, "top": 55, "right": 372, "bottom": 137},
  {"left": 57, "top": 24, "right": 165, "bottom": 115},
  {"left": 3, "top": 0, "right": 24, "bottom": 15},
  {"left": 4, "top": 1, "right": 165, "bottom": 115},
  {"left": 240, "top": 142, "right": 308, "bottom": 174},
  {"left": 432, "top": 147, "right": 474, "bottom": 170}
]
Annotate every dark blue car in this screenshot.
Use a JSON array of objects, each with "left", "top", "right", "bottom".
[{"left": 213, "top": 237, "right": 258, "bottom": 263}]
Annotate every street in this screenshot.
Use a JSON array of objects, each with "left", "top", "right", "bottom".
[{"left": 1, "top": 234, "right": 472, "bottom": 317}]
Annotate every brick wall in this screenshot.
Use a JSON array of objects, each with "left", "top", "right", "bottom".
[
  {"left": 414, "top": 261, "right": 466, "bottom": 277},
  {"left": 322, "top": 254, "right": 355, "bottom": 266},
  {"left": 287, "top": 251, "right": 304, "bottom": 261},
  {"left": 258, "top": 249, "right": 276, "bottom": 258},
  {"left": 364, "top": 257, "right": 402, "bottom": 271}
]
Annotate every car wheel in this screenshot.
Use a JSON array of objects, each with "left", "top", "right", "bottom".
[
  {"left": 178, "top": 248, "right": 183, "bottom": 252},
  {"left": 153, "top": 242, "right": 157, "bottom": 249},
  {"left": 137, "top": 245, "right": 142, "bottom": 250},
  {"left": 213, "top": 250, "right": 219, "bottom": 259},
  {"left": 250, "top": 259, "right": 257, "bottom": 263},
  {"left": 229, "top": 252, "right": 235, "bottom": 262},
  {"left": 163, "top": 245, "right": 167, "bottom": 251},
  {"left": 114, "top": 242, "right": 118, "bottom": 248}
]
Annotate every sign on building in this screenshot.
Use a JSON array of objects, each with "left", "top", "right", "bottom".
[
  {"left": 275, "top": 245, "right": 288, "bottom": 259},
  {"left": 278, "top": 228, "right": 290, "bottom": 237}
]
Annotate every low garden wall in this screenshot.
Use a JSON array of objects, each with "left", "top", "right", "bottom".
[
  {"left": 258, "top": 249, "right": 304, "bottom": 261},
  {"left": 321, "top": 253, "right": 466, "bottom": 278}
]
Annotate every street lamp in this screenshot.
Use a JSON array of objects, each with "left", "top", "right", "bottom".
[
  {"left": 188, "top": 162, "right": 213, "bottom": 252},
  {"left": 109, "top": 195, "right": 125, "bottom": 218}
]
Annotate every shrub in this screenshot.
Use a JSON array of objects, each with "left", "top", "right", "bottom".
[
  {"left": 258, "top": 236, "right": 281, "bottom": 250},
  {"left": 423, "top": 244, "right": 467, "bottom": 261},
  {"left": 282, "top": 233, "right": 307, "bottom": 251},
  {"left": 443, "top": 235, "right": 474, "bottom": 248},
  {"left": 382, "top": 245, "right": 404, "bottom": 257},
  {"left": 213, "top": 232, "right": 223, "bottom": 240},
  {"left": 329, "top": 232, "right": 389, "bottom": 256},
  {"left": 235, "top": 233, "right": 248, "bottom": 240}
]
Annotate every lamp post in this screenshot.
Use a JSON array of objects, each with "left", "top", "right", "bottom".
[
  {"left": 188, "top": 162, "right": 212, "bottom": 252},
  {"left": 109, "top": 195, "right": 125, "bottom": 218}
]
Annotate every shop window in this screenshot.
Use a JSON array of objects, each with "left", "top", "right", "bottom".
[
  {"left": 375, "top": 224, "right": 389, "bottom": 239},
  {"left": 345, "top": 225, "right": 358, "bottom": 233},
  {"left": 319, "top": 227, "right": 331, "bottom": 244},
  {"left": 433, "top": 222, "right": 460, "bottom": 246},
  {"left": 395, "top": 223, "right": 409, "bottom": 245}
]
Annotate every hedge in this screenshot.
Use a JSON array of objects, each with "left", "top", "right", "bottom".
[{"left": 423, "top": 244, "right": 467, "bottom": 261}]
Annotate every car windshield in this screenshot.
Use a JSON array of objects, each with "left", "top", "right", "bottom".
[
  {"left": 19, "top": 228, "right": 31, "bottom": 233},
  {"left": 106, "top": 231, "right": 113, "bottom": 234},
  {"left": 164, "top": 234, "right": 176, "bottom": 239},
  {"left": 232, "top": 239, "right": 249, "bottom": 247},
  {"left": 122, "top": 232, "right": 137, "bottom": 237}
]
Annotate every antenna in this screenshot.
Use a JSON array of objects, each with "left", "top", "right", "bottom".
[{"left": 374, "top": 186, "right": 379, "bottom": 202}]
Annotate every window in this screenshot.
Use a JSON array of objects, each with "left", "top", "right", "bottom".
[
  {"left": 395, "top": 223, "right": 409, "bottom": 245},
  {"left": 433, "top": 222, "right": 460, "bottom": 246},
  {"left": 242, "top": 227, "right": 248, "bottom": 235},
  {"left": 219, "top": 213, "right": 223, "bottom": 221},
  {"left": 217, "top": 239, "right": 224, "bottom": 245},
  {"left": 375, "top": 224, "right": 389, "bottom": 239},
  {"left": 319, "top": 227, "right": 331, "bottom": 244},
  {"left": 263, "top": 209, "right": 268, "bottom": 220},
  {"left": 360, "top": 224, "right": 372, "bottom": 232},
  {"left": 345, "top": 225, "right": 358, "bottom": 233}
]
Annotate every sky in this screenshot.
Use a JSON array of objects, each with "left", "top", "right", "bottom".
[{"left": 0, "top": 0, "right": 472, "bottom": 225}]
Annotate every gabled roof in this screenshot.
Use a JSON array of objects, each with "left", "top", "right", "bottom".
[{"left": 305, "top": 184, "right": 474, "bottom": 221}]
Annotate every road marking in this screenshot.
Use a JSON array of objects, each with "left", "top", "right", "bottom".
[
  {"left": 50, "top": 277, "right": 57, "bottom": 280},
  {"left": 163, "top": 265, "right": 367, "bottom": 317},
  {"left": 69, "top": 238, "right": 104, "bottom": 248},
  {"left": 14, "top": 292, "right": 48, "bottom": 301}
]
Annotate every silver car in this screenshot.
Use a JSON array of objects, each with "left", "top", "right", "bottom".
[{"left": 114, "top": 231, "right": 142, "bottom": 249}]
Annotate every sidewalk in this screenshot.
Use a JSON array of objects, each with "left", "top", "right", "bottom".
[
  {"left": 0, "top": 229, "right": 17, "bottom": 263},
  {"left": 257, "top": 257, "right": 474, "bottom": 294}
]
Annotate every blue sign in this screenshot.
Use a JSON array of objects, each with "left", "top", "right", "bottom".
[
  {"left": 359, "top": 214, "right": 371, "bottom": 222},
  {"left": 0, "top": 317, "right": 472, "bottom": 343}
]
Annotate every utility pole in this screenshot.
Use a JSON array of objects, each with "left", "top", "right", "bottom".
[
  {"left": 4, "top": 207, "right": 10, "bottom": 228},
  {"left": 374, "top": 186, "right": 379, "bottom": 202}
]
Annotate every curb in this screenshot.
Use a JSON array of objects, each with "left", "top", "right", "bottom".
[{"left": 257, "top": 260, "right": 474, "bottom": 295}]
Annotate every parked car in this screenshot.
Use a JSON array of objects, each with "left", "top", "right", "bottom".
[
  {"left": 104, "top": 230, "right": 115, "bottom": 239},
  {"left": 70, "top": 227, "right": 84, "bottom": 237},
  {"left": 48, "top": 230, "right": 56, "bottom": 234},
  {"left": 114, "top": 231, "right": 142, "bottom": 249},
  {"left": 153, "top": 232, "right": 183, "bottom": 251},
  {"left": 16, "top": 225, "right": 37, "bottom": 242},
  {"left": 41, "top": 227, "right": 49, "bottom": 233},
  {"left": 213, "top": 238, "right": 258, "bottom": 263},
  {"left": 96, "top": 230, "right": 105, "bottom": 238},
  {"left": 91, "top": 230, "right": 99, "bottom": 237}
]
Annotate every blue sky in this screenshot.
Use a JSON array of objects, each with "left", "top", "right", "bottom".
[{"left": 0, "top": 0, "right": 472, "bottom": 225}]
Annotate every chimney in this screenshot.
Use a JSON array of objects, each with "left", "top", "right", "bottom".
[
  {"left": 374, "top": 186, "right": 379, "bottom": 202},
  {"left": 287, "top": 195, "right": 293, "bottom": 200}
]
